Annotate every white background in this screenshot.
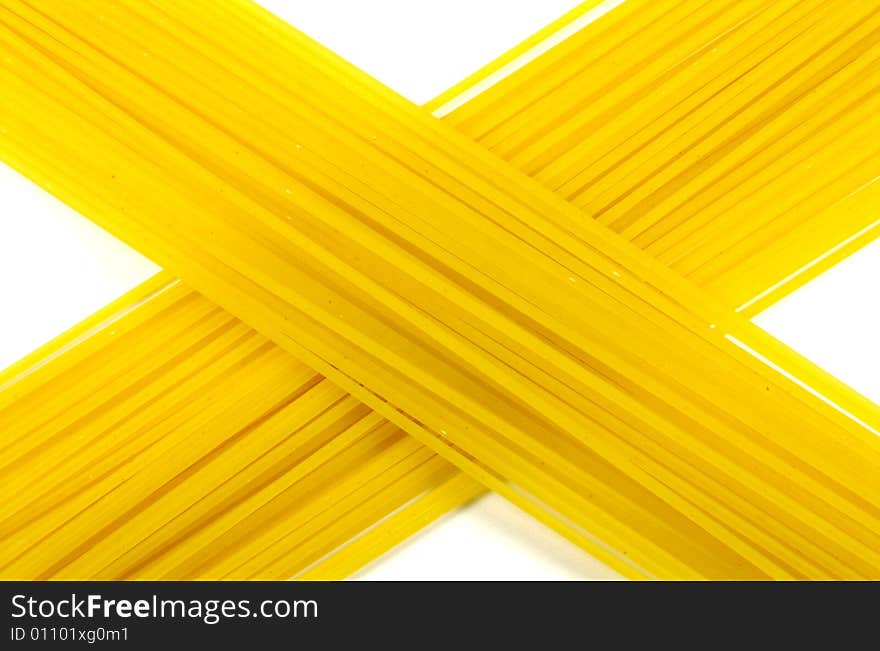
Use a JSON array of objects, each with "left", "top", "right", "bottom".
[{"left": 0, "top": 0, "right": 877, "bottom": 580}]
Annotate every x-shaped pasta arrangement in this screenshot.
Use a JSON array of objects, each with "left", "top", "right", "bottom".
[{"left": 1, "top": 0, "right": 879, "bottom": 580}]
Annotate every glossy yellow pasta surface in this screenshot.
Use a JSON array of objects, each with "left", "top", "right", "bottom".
[{"left": 1, "top": 0, "right": 879, "bottom": 580}]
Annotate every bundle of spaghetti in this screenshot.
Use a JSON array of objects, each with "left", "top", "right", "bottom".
[
  {"left": 3, "top": 0, "right": 880, "bottom": 579},
  {"left": 0, "top": 3, "right": 630, "bottom": 584},
  {"left": 0, "top": 3, "right": 629, "bottom": 580},
  {"left": 0, "top": 272, "right": 471, "bottom": 579},
  {"left": 445, "top": 0, "right": 880, "bottom": 316},
  {"left": 37, "top": 0, "right": 880, "bottom": 581}
]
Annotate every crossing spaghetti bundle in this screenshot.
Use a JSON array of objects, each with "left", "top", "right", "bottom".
[{"left": 1, "top": 0, "right": 879, "bottom": 580}]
